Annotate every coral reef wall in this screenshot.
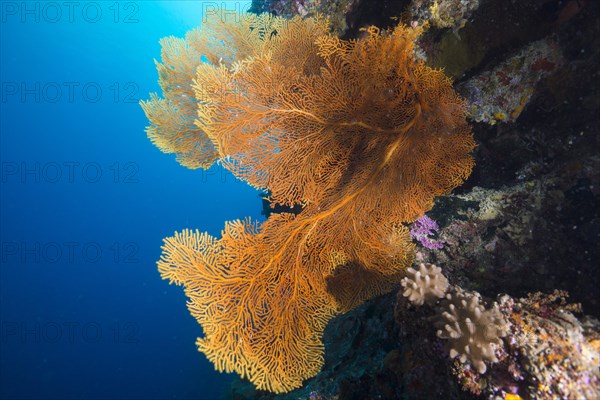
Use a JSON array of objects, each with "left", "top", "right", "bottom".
[
  {"left": 227, "top": 0, "right": 599, "bottom": 398},
  {"left": 144, "top": 11, "right": 476, "bottom": 395}
]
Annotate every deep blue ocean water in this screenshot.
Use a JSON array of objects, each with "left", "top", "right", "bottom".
[{"left": 0, "top": 2, "right": 260, "bottom": 399}]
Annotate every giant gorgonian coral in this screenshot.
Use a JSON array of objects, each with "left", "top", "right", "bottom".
[{"left": 142, "top": 12, "right": 475, "bottom": 393}]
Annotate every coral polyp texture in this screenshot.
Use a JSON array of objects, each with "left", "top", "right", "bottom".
[
  {"left": 143, "top": 13, "right": 475, "bottom": 393},
  {"left": 409, "top": 215, "right": 445, "bottom": 249},
  {"left": 435, "top": 288, "right": 508, "bottom": 374},
  {"left": 459, "top": 37, "right": 563, "bottom": 125},
  {"left": 400, "top": 263, "right": 449, "bottom": 305}
]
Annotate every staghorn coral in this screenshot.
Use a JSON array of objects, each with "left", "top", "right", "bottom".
[
  {"left": 147, "top": 13, "right": 475, "bottom": 393},
  {"left": 400, "top": 263, "right": 449, "bottom": 305},
  {"left": 435, "top": 288, "right": 508, "bottom": 374}
]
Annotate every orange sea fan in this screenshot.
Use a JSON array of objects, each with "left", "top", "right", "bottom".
[
  {"left": 196, "top": 23, "right": 474, "bottom": 215},
  {"left": 141, "top": 13, "right": 328, "bottom": 169},
  {"left": 148, "top": 13, "right": 475, "bottom": 393}
]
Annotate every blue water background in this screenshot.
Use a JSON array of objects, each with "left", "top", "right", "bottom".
[{"left": 0, "top": 2, "right": 260, "bottom": 399}]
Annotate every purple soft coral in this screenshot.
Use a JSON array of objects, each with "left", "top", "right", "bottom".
[{"left": 410, "top": 215, "right": 445, "bottom": 250}]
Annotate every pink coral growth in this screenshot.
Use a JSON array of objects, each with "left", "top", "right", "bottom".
[{"left": 410, "top": 215, "right": 445, "bottom": 249}]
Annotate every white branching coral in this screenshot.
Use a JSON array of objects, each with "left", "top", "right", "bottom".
[
  {"left": 435, "top": 288, "right": 508, "bottom": 374},
  {"left": 400, "top": 263, "right": 449, "bottom": 306}
]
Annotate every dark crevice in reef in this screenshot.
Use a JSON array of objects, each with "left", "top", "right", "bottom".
[{"left": 341, "top": 0, "right": 411, "bottom": 39}]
